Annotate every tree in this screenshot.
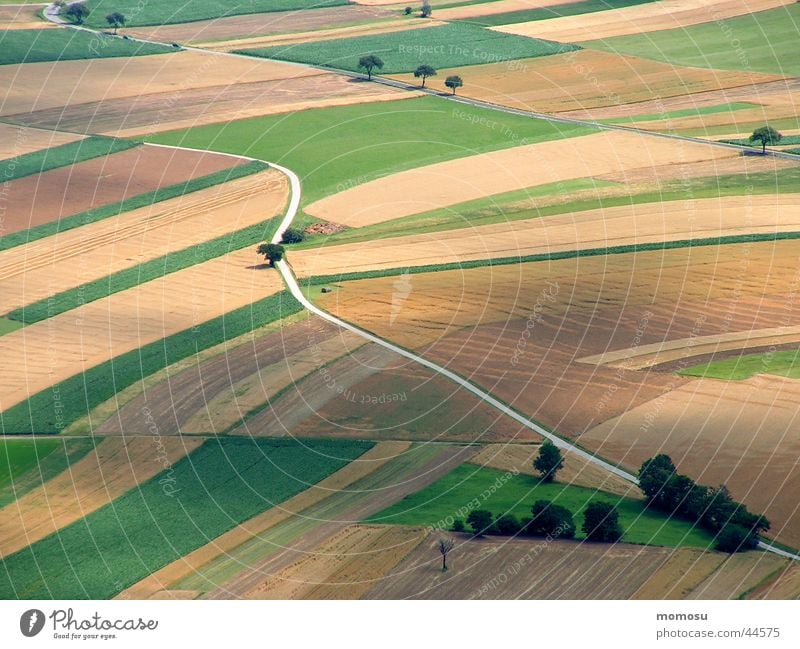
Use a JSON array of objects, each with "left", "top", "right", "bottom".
[
  {"left": 466, "top": 509, "right": 494, "bottom": 537},
  {"left": 358, "top": 54, "right": 384, "bottom": 81},
  {"left": 638, "top": 454, "right": 677, "bottom": 509},
  {"left": 414, "top": 64, "right": 437, "bottom": 88},
  {"left": 437, "top": 537, "right": 455, "bottom": 571},
  {"left": 749, "top": 125, "right": 782, "bottom": 154},
  {"left": 533, "top": 440, "right": 564, "bottom": 483},
  {"left": 444, "top": 75, "right": 463, "bottom": 95},
  {"left": 256, "top": 242, "right": 285, "bottom": 267},
  {"left": 716, "top": 523, "right": 758, "bottom": 553},
  {"left": 280, "top": 227, "right": 305, "bottom": 244},
  {"left": 701, "top": 485, "right": 738, "bottom": 531},
  {"left": 494, "top": 514, "right": 522, "bottom": 536},
  {"left": 65, "top": 3, "right": 90, "bottom": 24},
  {"left": 404, "top": 6, "right": 412, "bottom": 14},
  {"left": 451, "top": 518, "right": 465, "bottom": 533},
  {"left": 420, "top": 1, "right": 432, "bottom": 17},
  {"left": 527, "top": 500, "right": 575, "bottom": 539},
  {"left": 106, "top": 12, "right": 126, "bottom": 34},
  {"left": 582, "top": 501, "right": 623, "bottom": 543}
]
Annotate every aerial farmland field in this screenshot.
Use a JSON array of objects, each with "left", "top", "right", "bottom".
[{"left": 0, "top": 0, "right": 798, "bottom": 635}]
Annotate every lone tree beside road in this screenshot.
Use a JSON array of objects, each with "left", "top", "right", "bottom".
[
  {"left": 445, "top": 75, "right": 463, "bottom": 95},
  {"left": 256, "top": 242, "right": 285, "bottom": 267},
  {"left": 106, "top": 12, "right": 126, "bottom": 34},
  {"left": 533, "top": 440, "right": 564, "bottom": 483},
  {"left": 65, "top": 3, "right": 90, "bottom": 24},
  {"left": 414, "top": 64, "right": 437, "bottom": 88},
  {"left": 358, "top": 54, "right": 384, "bottom": 81},
  {"left": 749, "top": 125, "right": 782, "bottom": 154},
  {"left": 421, "top": 1, "right": 432, "bottom": 17},
  {"left": 437, "top": 537, "right": 455, "bottom": 571}
]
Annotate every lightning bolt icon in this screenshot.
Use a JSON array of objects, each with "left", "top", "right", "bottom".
[{"left": 28, "top": 611, "right": 38, "bottom": 632}]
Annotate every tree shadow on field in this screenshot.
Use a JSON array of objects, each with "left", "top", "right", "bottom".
[{"left": 246, "top": 263, "right": 274, "bottom": 270}]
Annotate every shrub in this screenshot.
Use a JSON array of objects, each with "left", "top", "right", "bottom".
[
  {"left": 526, "top": 500, "right": 575, "bottom": 539},
  {"left": 582, "top": 502, "right": 623, "bottom": 543},
  {"left": 494, "top": 514, "right": 522, "bottom": 536},
  {"left": 451, "top": 518, "right": 465, "bottom": 533},
  {"left": 467, "top": 509, "right": 494, "bottom": 537},
  {"left": 280, "top": 227, "right": 305, "bottom": 244},
  {"left": 716, "top": 524, "right": 759, "bottom": 553}
]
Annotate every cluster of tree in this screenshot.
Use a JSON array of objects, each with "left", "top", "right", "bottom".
[
  {"left": 60, "top": 2, "right": 127, "bottom": 34},
  {"left": 454, "top": 499, "right": 623, "bottom": 543},
  {"left": 638, "top": 455, "right": 770, "bottom": 553},
  {"left": 357, "top": 56, "right": 464, "bottom": 95}
]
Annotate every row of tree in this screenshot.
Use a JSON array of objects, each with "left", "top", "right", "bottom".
[
  {"left": 357, "top": 55, "right": 463, "bottom": 93},
  {"left": 59, "top": 2, "right": 127, "bottom": 33},
  {"left": 454, "top": 499, "right": 624, "bottom": 544},
  {"left": 638, "top": 455, "right": 770, "bottom": 552}
]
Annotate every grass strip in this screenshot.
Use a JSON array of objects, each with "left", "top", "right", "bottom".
[
  {"left": 0, "top": 437, "right": 373, "bottom": 599},
  {"left": 461, "top": 0, "right": 656, "bottom": 27},
  {"left": 0, "top": 136, "right": 138, "bottom": 182},
  {"left": 0, "top": 290, "right": 303, "bottom": 434},
  {"left": 0, "top": 160, "right": 267, "bottom": 252},
  {"left": 9, "top": 215, "right": 281, "bottom": 324},
  {"left": 305, "top": 231, "right": 800, "bottom": 286},
  {"left": 678, "top": 348, "right": 800, "bottom": 381}
]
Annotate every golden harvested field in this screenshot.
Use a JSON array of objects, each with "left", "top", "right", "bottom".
[
  {"left": 0, "top": 5, "right": 47, "bottom": 29},
  {"left": 246, "top": 525, "right": 427, "bottom": 599},
  {"left": 126, "top": 6, "right": 394, "bottom": 45},
  {"left": 634, "top": 548, "right": 726, "bottom": 599},
  {"left": 306, "top": 130, "right": 738, "bottom": 226},
  {"left": 437, "top": 0, "right": 583, "bottom": 20},
  {"left": 493, "top": 0, "right": 792, "bottom": 42},
  {"left": 470, "top": 444, "right": 636, "bottom": 497},
  {"left": 0, "top": 436, "right": 202, "bottom": 558},
  {"left": 293, "top": 194, "right": 800, "bottom": 277},
  {"left": 0, "top": 168, "right": 284, "bottom": 315},
  {"left": 687, "top": 553, "right": 789, "bottom": 599},
  {"left": 118, "top": 441, "right": 410, "bottom": 600},
  {"left": 365, "top": 536, "right": 671, "bottom": 599},
  {"left": 0, "top": 183, "right": 287, "bottom": 411},
  {"left": 747, "top": 563, "right": 800, "bottom": 599},
  {"left": 317, "top": 241, "right": 800, "bottom": 546},
  {"left": 98, "top": 316, "right": 364, "bottom": 436},
  {"left": 1, "top": 144, "right": 245, "bottom": 236},
  {"left": 0, "top": 123, "right": 83, "bottom": 158},
  {"left": 391, "top": 50, "right": 779, "bottom": 114},
  {"left": 0, "top": 51, "right": 317, "bottom": 117}
]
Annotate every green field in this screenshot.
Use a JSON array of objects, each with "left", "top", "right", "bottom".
[
  {"left": 587, "top": 5, "right": 800, "bottom": 76},
  {"left": 9, "top": 215, "right": 282, "bottom": 325},
  {"left": 367, "top": 464, "right": 716, "bottom": 548},
  {"left": 239, "top": 22, "right": 577, "bottom": 74},
  {"left": 0, "top": 136, "right": 137, "bottom": 183},
  {"left": 0, "top": 160, "right": 267, "bottom": 252},
  {"left": 148, "top": 96, "right": 593, "bottom": 208},
  {"left": 462, "top": 0, "right": 656, "bottom": 27},
  {"left": 722, "top": 135, "right": 800, "bottom": 147},
  {"left": 0, "top": 291, "right": 302, "bottom": 434},
  {"left": 0, "top": 438, "right": 96, "bottom": 508},
  {"left": 0, "top": 437, "right": 372, "bottom": 599},
  {"left": 679, "top": 349, "right": 800, "bottom": 381},
  {"left": 0, "top": 28, "right": 175, "bottom": 65},
  {"left": 604, "top": 102, "right": 759, "bottom": 125},
  {"left": 0, "top": 317, "right": 23, "bottom": 335},
  {"left": 83, "top": 0, "right": 347, "bottom": 28}
]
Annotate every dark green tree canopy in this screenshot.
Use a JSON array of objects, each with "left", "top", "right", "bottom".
[
  {"left": 413, "top": 64, "right": 437, "bottom": 87},
  {"left": 582, "top": 501, "right": 623, "bottom": 543},
  {"left": 749, "top": 125, "right": 782, "bottom": 153},
  {"left": 445, "top": 75, "right": 463, "bottom": 94},
  {"left": 358, "top": 54, "right": 384, "bottom": 80},
  {"left": 533, "top": 440, "right": 564, "bottom": 483},
  {"left": 466, "top": 509, "right": 494, "bottom": 537},
  {"left": 256, "top": 242, "right": 285, "bottom": 267},
  {"left": 527, "top": 500, "right": 576, "bottom": 539}
]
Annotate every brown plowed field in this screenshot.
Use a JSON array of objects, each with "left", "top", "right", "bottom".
[
  {"left": 245, "top": 524, "right": 426, "bottom": 599},
  {"left": 305, "top": 130, "right": 737, "bottom": 226},
  {"left": 125, "top": 5, "right": 393, "bottom": 45},
  {"left": 0, "top": 5, "right": 47, "bottom": 29},
  {"left": 471, "top": 444, "right": 635, "bottom": 496},
  {"left": 747, "top": 563, "right": 800, "bottom": 599},
  {"left": 205, "top": 444, "right": 478, "bottom": 598},
  {"left": 365, "top": 536, "right": 671, "bottom": 599},
  {"left": 0, "top": 181, "right": 288, "bottom": 412},
  {"left": 0, "top": 51, "right": 318, "bottom": 117},
  {"left": 293, "top": 194, "right": 800, "bottom": 278},
  {"left": 8, "top": 73, "right": 412, "bottom": 137},
  {"left": 687, "top": 553, "right": 788, "bottom": 599},
  {"left": 0, "top": 144, "right": 245, "bottom": 236},
  {"left": 97, "top": 316, "right": 361, "bottom": 435},
  {"left": 633, "top": 548, "right": 726, "bottom": 599},
  {"left": 244, "top": 340, "right": 534, "bottom": 444},
  {"left": 0, "top": 123, "right": 83, "bottom": 159},
  {"left": 0, "top": 168, "right": 284, "bottom": 316},
  {"left": 0, "top": 436, "right": 202, "bottom": 558},
  {"left": 390, "top": 50, "right": 778, "bottom": 114},
  {"left": 117, "top": 441, "right": 410, "bottom": 599},
  {"left": 318, "top": 241, "right": 800, "bottom": 546},
  {"left": 494, "top": 0, "right": 792, "bottom": 42}
]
